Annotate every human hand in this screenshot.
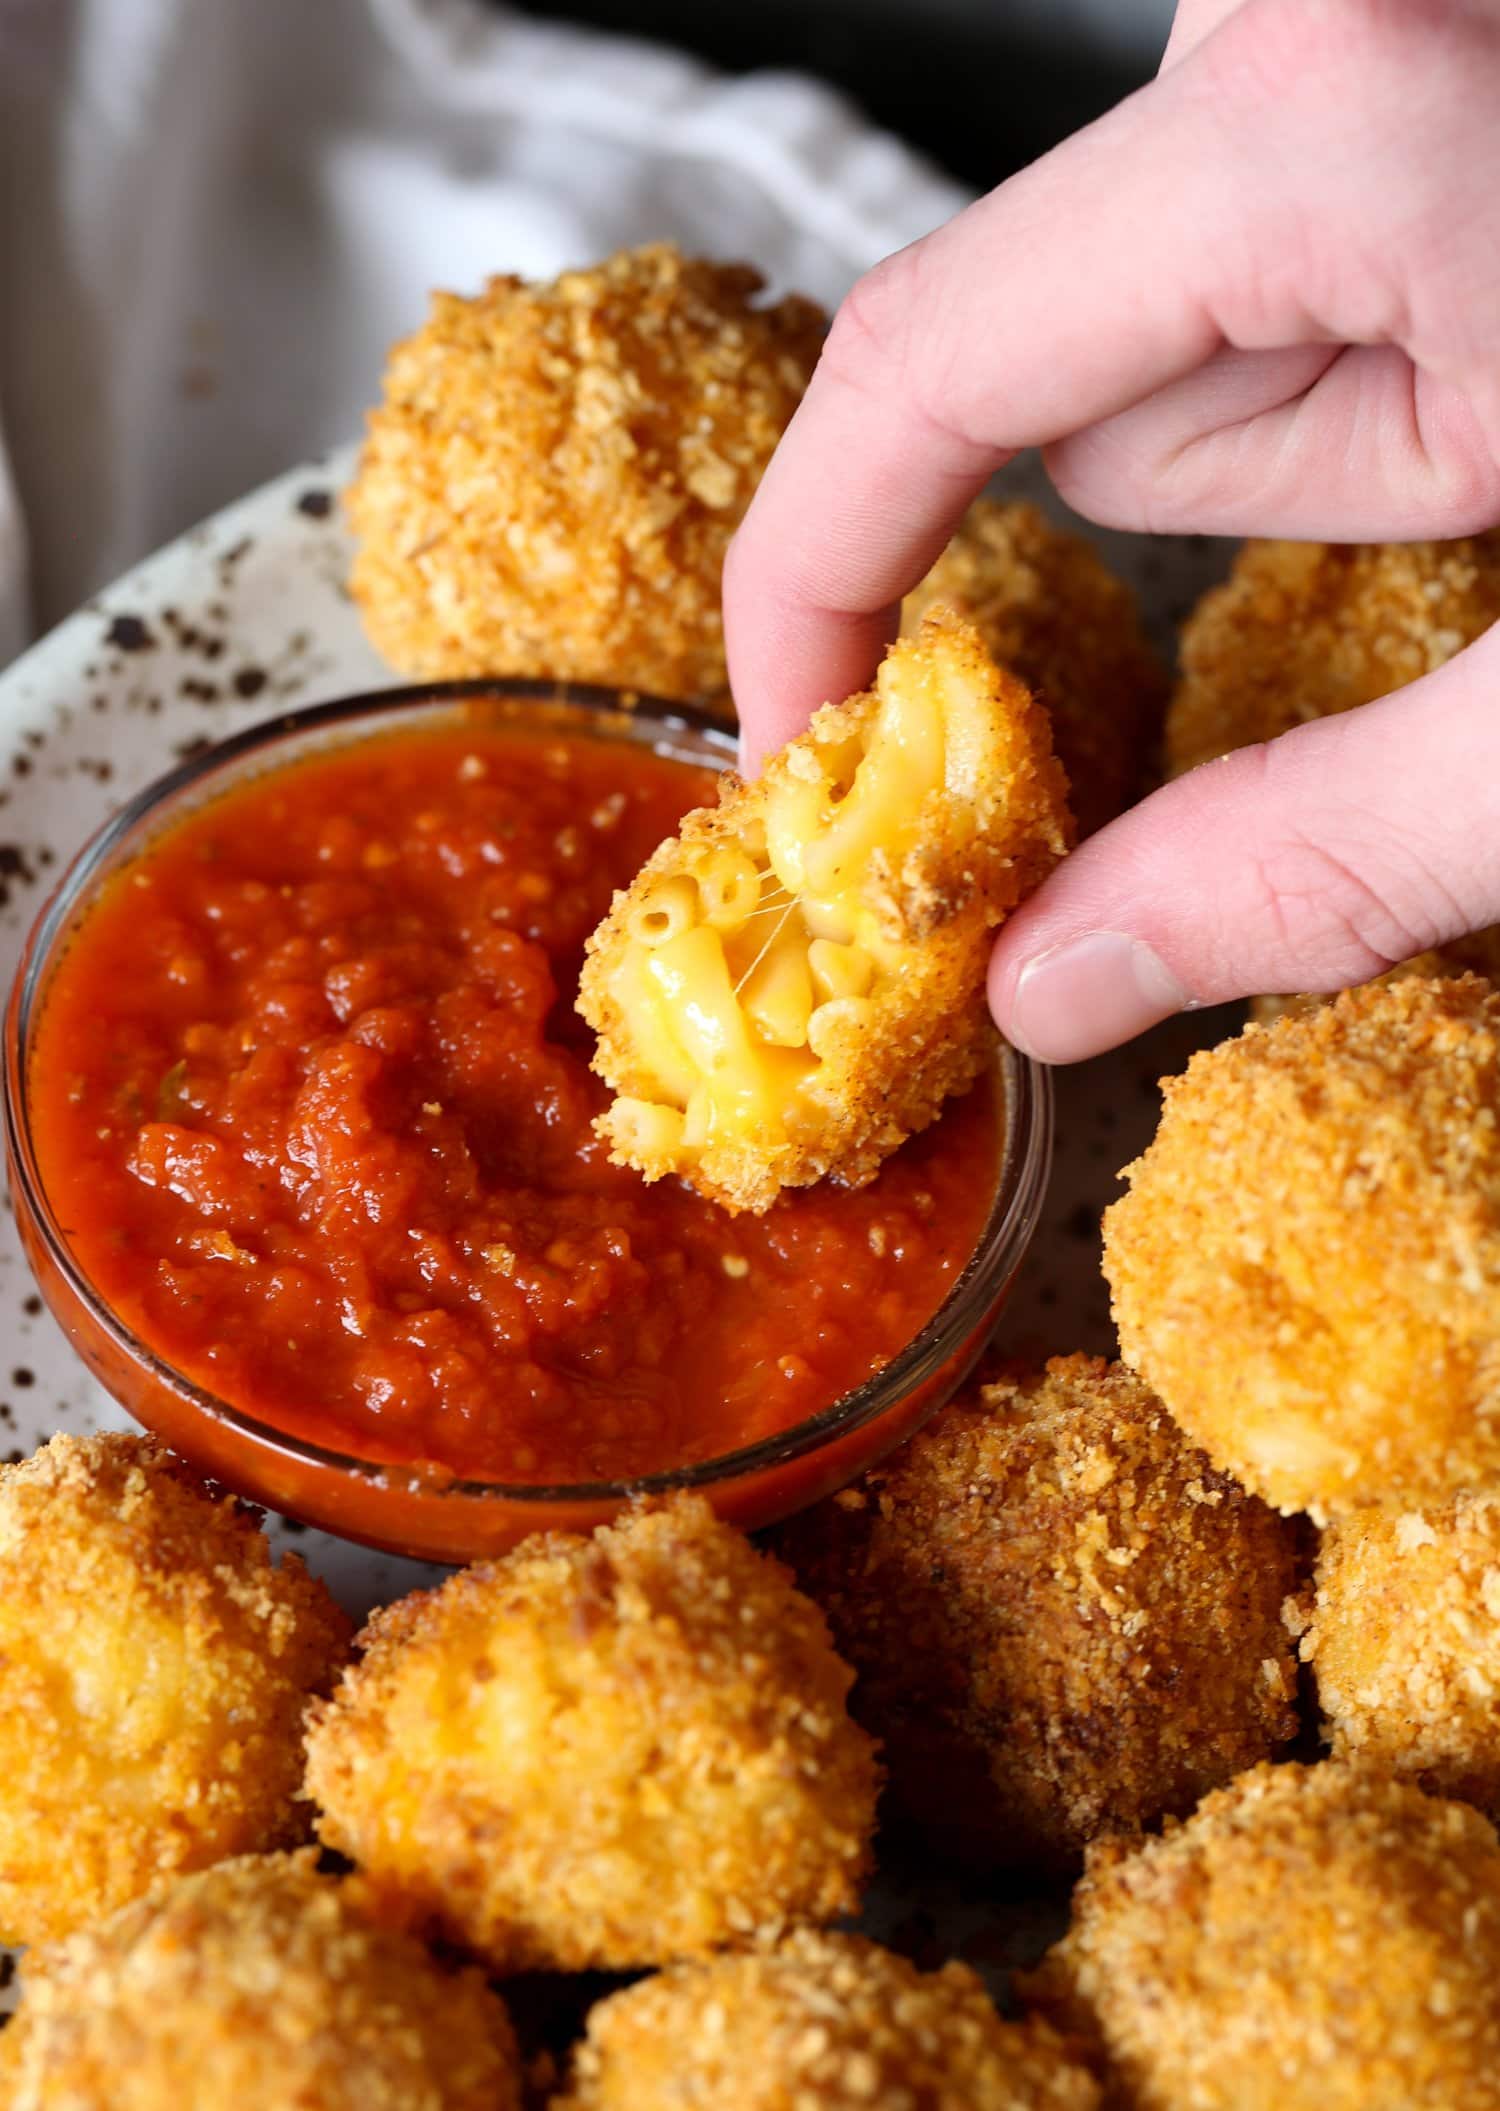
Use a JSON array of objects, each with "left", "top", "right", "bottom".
[{"left": 724, "top": 0, "right": 1500, "bottom": 1061}]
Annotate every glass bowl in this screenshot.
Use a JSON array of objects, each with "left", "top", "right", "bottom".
[{"left": 4, "top": 679, "right": 1053, "bottom": 1563}]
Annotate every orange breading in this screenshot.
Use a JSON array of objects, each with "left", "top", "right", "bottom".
[
  {"left": 904, "top": 499, "right": 1167, "bottom": 838},
  {"left": 1167, "top": 535, "right": 1500, "bottom": 1022},
  {"left": 1166, "top": 533, "right": 1500, "bottom": 778},
  {"left": 1249, "top": 930, "right": 1500, "bottom": 1026},
  {"left": 1022, "top": 1762, "right": 1500, "bottom": 2111},
  {"left": 346, "top": 244, "right": 825, "bottom": 706},
  {"left": 1301, "top": 1494, "right": 1500, "bottom": 1810},
  {"left": 577, "top": 608, "right": 1072, "bottom": 1213},
  {"left": 0, "top": 1432, "right": 352, "bottom": 1947},
  {"left": 1103, "top": 976, "right": 1500, "bottom": 1517},
  {"left": 0, "top": 1851, "right": 521, "bottom": 2111},
  {"left": 554, "top": 1930, "right": 1100, "bottom": 2111},
  {"left": 776, "top": 1355, "right": 1304, "bottom": 1872},
  {"left": 304, "top": 1493, "right": 879, "bottom": 1974}
]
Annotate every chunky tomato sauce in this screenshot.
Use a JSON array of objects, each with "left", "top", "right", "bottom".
[{"left": 30, "top": 721, "right": 998, "bottom": 1485}]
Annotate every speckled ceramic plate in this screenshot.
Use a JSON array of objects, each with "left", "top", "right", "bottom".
[{"left": 0, "top": 447, "right": 1235, "bottom": 1993}]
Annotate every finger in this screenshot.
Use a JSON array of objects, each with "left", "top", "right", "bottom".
[
  {"left": 727, "top": 0, "right": 1500, "bottom": 755},
  {"left": 1045, "top": 341, "right": 1500, "bottom": 540},
  {"left": 1160, "top": 0, "right": 1246, "bottom": 69},
  {"left": 986, "top": 623, "right": 1500, "bottom": 1063}
]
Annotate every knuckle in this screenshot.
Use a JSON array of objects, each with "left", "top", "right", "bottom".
[{"left": 819, "top": 255, "right": 918, "bottom": 405}]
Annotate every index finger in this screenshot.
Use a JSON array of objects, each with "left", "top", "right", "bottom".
[{"left": 722, "top": 0, "right": 1362, "bottom": 758}]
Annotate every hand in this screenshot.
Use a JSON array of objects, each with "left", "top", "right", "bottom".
[{"left": 724, "top": 0, "right": 1500, "bottom": 1061}]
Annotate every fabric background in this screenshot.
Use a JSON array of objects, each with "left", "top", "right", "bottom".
[{"left": 0, "top": 0, "right": 973, "bottom": 666}]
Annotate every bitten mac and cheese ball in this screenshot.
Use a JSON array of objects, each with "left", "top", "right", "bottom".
[
  {"left": 1103, "top": 977, "right": 1500, "bottom": 1516},
  {"left": 578, "top": 607, "right": 1072, "bottom": 1214},
  {"left": 0, "top": 1852, "right": 522, "bottom": 2111},
  {"left": 347, "top": 244, "right": 825, "bottom": 705},
  {"left": 305, "top": 1495, "right": 879, "bottom": 1973},
  {"left": 777, "top": 1356, "right": 1304, "bottom": 1871},
  {"left": 1300, "top": 1495, "right": 1500, "bottom": 1810},
  {"left": 1166, "top": 535, "right": 1500, "bottom": 1020},
  {"left": 0, "top": 1432, "right": 352, "bottom": 1947},
  {"left": 904, "top": 499, "right": 1167, "bottom": 839},
  {"left": 554, "top": 1931, "right": 1100, "bottom": 2111},
  {"left": 1024, "top": 1764, "right": 1500, "bottom": 2111}
]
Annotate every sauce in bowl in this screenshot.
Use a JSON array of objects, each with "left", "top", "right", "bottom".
[{"left": 29, "top": 719, "right": 998, "bottom": 1492}]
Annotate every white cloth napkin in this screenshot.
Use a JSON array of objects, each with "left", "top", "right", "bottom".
[{"left": 0, "top": 0, "right": 969, "bottom": 666}]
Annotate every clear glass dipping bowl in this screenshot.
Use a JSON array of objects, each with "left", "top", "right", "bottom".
[{"left": 4, "top": 679, "right": 1053, "bottom": 1562}]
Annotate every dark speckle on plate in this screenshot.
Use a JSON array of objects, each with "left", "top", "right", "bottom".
[
  {"left": 233, "top": 667, "right": 268, "bottom": 699},
  {"left": 296, "top": 489, "right": 333, "bottom": 519},
  {"left": 104, "top": 613, "right": 156, "bottom": 653}
]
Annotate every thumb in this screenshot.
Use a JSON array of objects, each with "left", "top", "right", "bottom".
[{"left": 988, "top": 622, "right": 1500, "bottom": 1062}]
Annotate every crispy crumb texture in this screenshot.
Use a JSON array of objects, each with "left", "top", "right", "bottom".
[
  {"left": 305, "top": 1493, "right": 879, "bottom": 1973},
  {"left": 1303, "top": 1494, "right": 1500, "bottom": 1809},
  {"left": 0, "top": 1432, "right": 352, "bottom": 1947},
  {"left": 347, "top": 243, "right": 824, "bottom": 705},
  {"left": 1168, "top": 535, "right": 1500, "bottom": 1018},
  {"left": 1104, "top": 976, "right": 1500, "bottom": 1516},
  {"left": 1023, "top": 1763, "right": 1500, "bottom": 2111},
  {"left": 776, "top": 1355, "right": 1304, "bottom": 1871},
  {"left": 554, "top": 1929, "right": 1099, "bottom": 2111},
  {"left": 904, "top": 499, "right": 1167, "bottom": 838},
  {"left": 1167, "top": 534, "right": 1500, "bottom": 778},
  {"left": 0, "top": 1851, "right": 521, "bottom": 2111},
  {"left": 577, "top": 607, "right": 1072, "bottom": 1213}
]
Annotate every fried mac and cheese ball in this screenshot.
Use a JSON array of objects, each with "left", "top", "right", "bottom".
[
  {"left": 1166, "top": 533, "right": 1500, "bottom": 779},
  {"left": 1300, "top": 1494, "right": 1500, "bottom": 1810},
  {"left": 1023, "top": 1763, "right": 1500, "bottom": 2111},
  {"left": 347, "top": 244, "right": 824, "bottom": 704},
  {"left": 1166, "top": 536, "right": 1500, "bottom": 1019},
  {"left": 776, "top": 1356, "right": 1303, "bottom": 1871},
  {"left": 554, "top": 1931, "right": 1100, "bottom": 2111},
  {"left": 304, "top": 1493, "right": 879, "bottom": 1973},
  {"left": 904, "top": 500, "right": 1167, "bottom": 838},
  {"left": 1103, "top": 976, "right": 1500, "bottom": 1516},
  {"left": 0, "top": 1432, "right": 352, "bottom": 1947},
  {"left": 578, "top": 608, "right": 1071, "bottom": 1213},
  {"left": 0, "top": 1851, "right": 521, "bottom": 2111}
]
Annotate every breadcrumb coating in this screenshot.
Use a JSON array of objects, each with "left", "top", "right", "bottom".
[
  {"left": 578, "top": 608, "right": 1071, "bottom": 1213},
  {"left": 0, "top": 1432, "right": 352, "bottom": 1947},
  {"left": 1249, "top": 930, "right": 1500, "bottom": 1026},
  {"left": 1167, "top": 536, "right": 1500, "bottom": 1019},
  {"left": 1166, "top": 534, "right": 1500, "bottom": 778},
  {"left": 1103, "top": 976, "right": 1500, "bottom": 1516},
  {"left": 903, "top": 500, "right": 1167, "bottom": 838},
  {"left": 1023, "top": 1762, "right": 1500, "bottom": 2111},
  {"left": 1301, "top": 1494, "right": 1500, "bottom": 1809},
  {"left": 776, "top": 1355, "right": 1303, "bottom": 1872},
  {"left": 0, "top": 1851, "right": 521, "bottom": 2111},
  {"left": 347, "top": 244, "right": 824, "bottom": 705},
  {"left": 553, "top": 1930, "right": 1100, "bottom": 2111},
  {"left": 305, "top": 1493, "right": 879, "bottom": 1973}
]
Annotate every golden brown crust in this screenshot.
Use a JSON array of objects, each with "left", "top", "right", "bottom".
[
  {"left": 1166, "top": 534, "right": 1500, "bottom": 779},
  {"left": 553, "top": 1929, "right": 1100, "bottom": 2111},
  {"left": 0, "top": 1432, "right": 353, "bottom": 1946},
  {"left": 305, "top": 1493, "right": 879, "bottom": 1973},
  {"left": 0, "top": 1850, "right": 521, "bottom": 2111},
  {"left": 577, "top": 608, "right": 1071, "bottom": 1213},
  {"left": 346, "top": 244, "right": 825, "bottom": 705},
  {"left": 1022, "top": 1762, "right": 1500, "bottom": 2111},
  {"left": 904, "top": 500, "right": 1168, "bottom": 838},
  {"left": 1302, "top": 1495, "right": 1500, "bottom": 1809},
  {"left": 776, "top": 1355, "right": 1304, "bottom": 1872},
  {"left": 1249, "top": 931, "right": 1500, "bottom": 1026},
  {"left": 1103, "top": 976, "right": 1500, "bottom": 1516}
]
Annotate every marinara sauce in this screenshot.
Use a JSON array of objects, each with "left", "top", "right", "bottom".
[{"left": 30, "top": 724, "right": 998, "bottom": 1485}]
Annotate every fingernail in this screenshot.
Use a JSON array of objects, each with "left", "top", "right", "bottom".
[{"left": 1005, "top": 932, "right": 1191, "bottom": 1064}]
